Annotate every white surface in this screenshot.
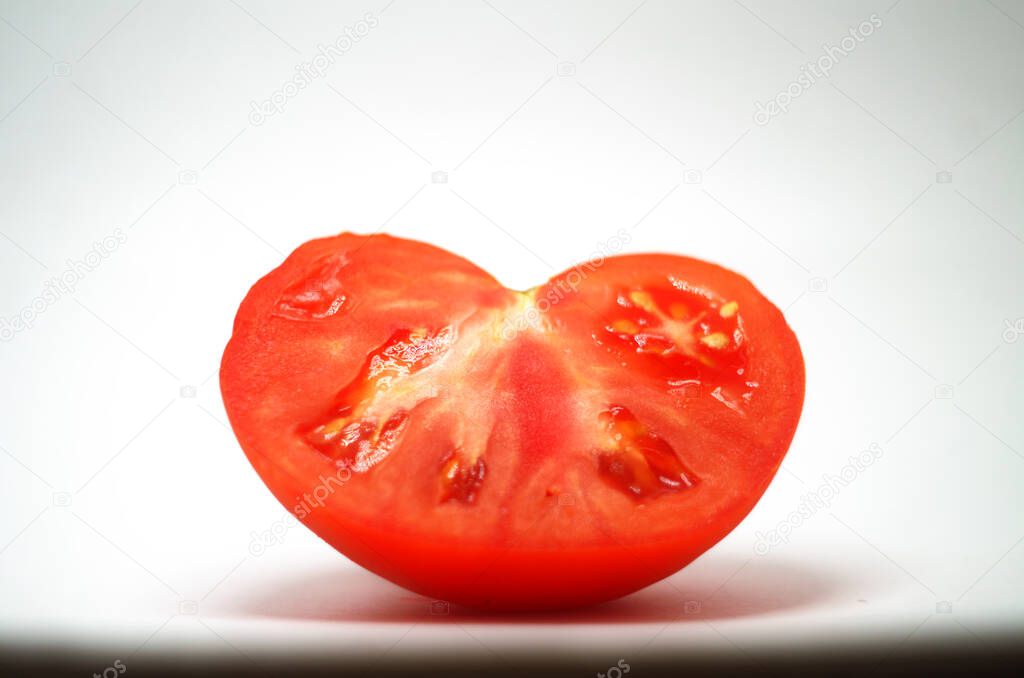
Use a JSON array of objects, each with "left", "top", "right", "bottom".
[{"left": 1, "top": 0, "right": 1023, "bottom": 663}]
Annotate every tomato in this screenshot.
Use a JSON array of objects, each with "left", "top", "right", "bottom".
[{"left": 220, "top": 233, "right": 804, "bottom": 610}]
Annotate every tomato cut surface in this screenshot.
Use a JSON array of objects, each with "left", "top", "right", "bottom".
[{"left": 221, "top": 233, "right": 804, "bottom": 610}]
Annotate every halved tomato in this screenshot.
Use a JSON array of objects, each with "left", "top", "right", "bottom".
[{"left": 220, "top": 233, "right": 804, "bottom": 610}]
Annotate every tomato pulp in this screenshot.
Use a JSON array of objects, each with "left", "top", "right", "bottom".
[{"left": 221, "top": 233, "right": 804, "bottom": 610}]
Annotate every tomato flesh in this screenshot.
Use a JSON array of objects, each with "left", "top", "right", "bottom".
[{"left": 221, "top": 234, "right": 804, "bottom": 610}]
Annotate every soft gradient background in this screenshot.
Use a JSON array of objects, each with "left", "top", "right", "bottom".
[{"left": 1, "top": 0, "right": 1022, "bottom": 673}]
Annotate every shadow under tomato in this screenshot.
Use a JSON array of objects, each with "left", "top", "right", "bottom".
[{"left": 218, "top": 554, "right": 858, "bottom": 624}]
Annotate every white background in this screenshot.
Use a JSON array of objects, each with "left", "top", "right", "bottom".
[{"left": 1, "top": 0, "right": 1023, "bottom": 666}]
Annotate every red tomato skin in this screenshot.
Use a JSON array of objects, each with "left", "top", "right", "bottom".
[{"left": 245, "top": 446, "right": 752, "bottom": 610}]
